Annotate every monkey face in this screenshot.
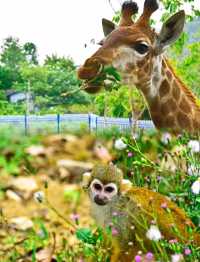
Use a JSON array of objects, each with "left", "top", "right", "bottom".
[{"left": 89, "top": 179, "right": 118, "bottom": 206}]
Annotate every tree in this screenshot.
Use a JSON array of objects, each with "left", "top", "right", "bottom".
[
  {"left": 44, "top": 55, "right": 90, "bottom": 106},
  {"left": 23, "top": 42, "right": 38, "bottom": 65},
  {"left": 0, "top": 37, "right": 25, "bottom": 87}
]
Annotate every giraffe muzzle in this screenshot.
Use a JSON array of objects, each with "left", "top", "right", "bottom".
[{"left": 77, "top": 58, "right": 104, "bottom": 81}]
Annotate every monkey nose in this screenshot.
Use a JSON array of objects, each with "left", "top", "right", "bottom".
[{"left": 94, "top": 195, "right": 108, "bottom": 206}]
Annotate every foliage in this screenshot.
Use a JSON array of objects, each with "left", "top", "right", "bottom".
[
  {"left": 0, "top": 38, "right": 92, "bottom": 114},
  {"left": 170, "top": 34, "right": 200, "bottom": 98}
]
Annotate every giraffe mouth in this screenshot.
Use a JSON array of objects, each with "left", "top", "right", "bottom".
[{"left": 78, "top": 60, "right": 121, "bottom": 94}]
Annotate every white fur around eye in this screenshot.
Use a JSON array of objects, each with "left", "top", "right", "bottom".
[
  {"left": 104, "top": 183, "right": 118, "bottom": 196},
  {"left": 90, "top": 179, "right": 103, "bottom": 192}
]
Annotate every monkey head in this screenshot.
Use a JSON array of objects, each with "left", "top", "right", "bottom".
[{"left": 82, "top": 163, "right": 132, "bottom": 206}]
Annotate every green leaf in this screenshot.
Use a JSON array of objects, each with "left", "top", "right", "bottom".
[
  {"left": 104, "top": 66, "right": 121, "bottom": 81},
  {"left": 76, "top": 228, "right": 96, "bottom": 245}
]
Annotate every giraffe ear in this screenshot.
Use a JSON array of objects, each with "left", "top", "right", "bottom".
[
  {"left": 102, "top": 18, "right": 116, "bottom": 36},
  {"left": 155, "top": 10, "right": 185, "bottom": 54}
]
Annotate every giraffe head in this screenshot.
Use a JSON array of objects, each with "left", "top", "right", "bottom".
[{"left": 78, "top": 0, "right": 185, "bottom": 93}]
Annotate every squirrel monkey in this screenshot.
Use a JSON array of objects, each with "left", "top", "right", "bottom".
[{"left": 83, "top": 163, "right": 200, "bottom": 262}]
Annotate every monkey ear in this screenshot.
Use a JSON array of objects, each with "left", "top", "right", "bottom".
[
  {"left": 155, "top": 10, "right": 185, "bottom": 54},
  {"left": 120, "top": 179, "right": 132, "bottom": 195},
  {"left": 82, "top": 172, "right": 92, "bottom": 189},
  {"left": 102, "top": 18, "right": 116, "bottom": 36}
]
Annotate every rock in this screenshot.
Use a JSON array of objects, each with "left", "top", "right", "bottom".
[
  {"left": 57, "top": 159, "right": 93, "bottom": 179},
  {"left": 26, "top": 145, "right": 46, "bottom": 157},
  {"left": 32, "top": 208, "right": 49, "bottom": 220},
  {"left": 6, "top": 190, "right": 22, "bottom": 202},
  {"left": 94, "top": 142, "right": 113, "bottom": 163},
  {"left": 9, "top": 177, "right": 38, "bottom": 200},
  {"left": 36, "top": 247, "right": 53, "bottom": 262},
  {"left": 43, "top": 134, "right": 78, "bottom": 146},
  {"left": 58, "top": 167, "right": 70, "bottom": 180},
  {"left": 9, "top": 217, "right": 34, "bottom": 231}
]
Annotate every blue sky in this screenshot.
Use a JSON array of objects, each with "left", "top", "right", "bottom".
[{"left": 0, "top": 0, "right": 199, "bottom": 64}]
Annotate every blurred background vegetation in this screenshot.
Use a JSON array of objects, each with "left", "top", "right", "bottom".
[{"left": 0, "top": 0, "right": 199, "bottom": 117}]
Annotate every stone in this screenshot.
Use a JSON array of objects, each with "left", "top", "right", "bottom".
[
  {"left": 9, "top": 177, "right": 38, "bottom": 200},
  {"left": 6, "top": 190, "right": 22, "bottom": 202},
  {"left": 26, "top": 145, "right": 46, "bottom": 156},
  {"left": 57, "top": 159, "right": 93, "bottom": 178},
  {"left": 9, "top": 216, "right": 33, "bottom": 231}
]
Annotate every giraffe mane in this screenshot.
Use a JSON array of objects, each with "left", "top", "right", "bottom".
[{"left": 165, "top": 59, "right": 200, "bottom": 112}]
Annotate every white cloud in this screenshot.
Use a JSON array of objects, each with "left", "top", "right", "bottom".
[{"left": 0, "top": 0, "right": 199, "bottom": 65}]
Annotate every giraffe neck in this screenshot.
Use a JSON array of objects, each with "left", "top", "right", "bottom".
[{"left": 137, "top": 56, "right": 200, "bottom": 133}]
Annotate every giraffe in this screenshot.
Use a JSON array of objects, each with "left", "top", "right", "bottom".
[{"left": 78, "top": 0, "right": 200, "bottom": 134}]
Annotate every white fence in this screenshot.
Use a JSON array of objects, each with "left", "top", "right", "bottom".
[{"left": 0, "top": 114, "right": 155, "bottom": 134}]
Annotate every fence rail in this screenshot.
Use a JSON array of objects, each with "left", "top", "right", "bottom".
[{"left": 0, "top": 114, "right": 155, "bottom": 134}]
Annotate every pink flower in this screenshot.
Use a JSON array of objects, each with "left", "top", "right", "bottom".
[
  {"left": 70, "top": 213, "right": 80, "bottom": 221},
  {"left": 184, "top": 248, "right": 191, "bottom": 255},
  {"left": 128, "top": 152, "right": 133, "bottom": 157},
  {"left": 135, "top": 255, "right": 142, "bottom": 262},
  {"left": 145, "top": 252, "right": 154, "bottom": 260},
  {"left": 169, "top": 239, "right": 178, "bottom": 244},
  {"left": 161, "top": 202, "right": 168, "bottom": 209},
  {"left": 111, "top": 227, "right": 119, "bottom": 236}
]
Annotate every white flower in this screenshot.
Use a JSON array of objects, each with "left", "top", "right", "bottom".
[
  {"left": 114, "top": 138, "right": 127, "bottom": 150},
  {"left": 191, "top": 179, "right": 200, "bottom": 195},
  {"left": 187, "top": 165, "right": 200, "bottom": 177},
  {"left": 171, "top": 254, "right": 184, "bottom": 262},
  {"left": 132, "top": 132, "right": 139, "bottom": 140},
  {"left": 146, "top": 225, "right": 162, "bottom": 241},
  {"left": 188, "top": 140, "right": 200, "bottom": 153},
  {"left": 161, "top": 132, "right": 172, "bottom": 145},
  {"left": 34, "top": 191, "right": 45, "bottom": 203}
]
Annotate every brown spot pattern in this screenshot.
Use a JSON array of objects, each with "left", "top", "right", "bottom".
[
  {"left": 177, "top": 112, "right": 191, "bottom": 129},
  {"left": 161, "top": 101, "right": 171, "bottom": 115},
  {"left": 172, "top": 83, "right": 181, "bottom": 101},
  {"left": 165, "top": 115, "right": 175, "bottom": 127},
  {"left": 161, "top": 99, "right": 177, "bottom": 115},
  {"left": 169, "top": 99, "right": 177, "bottom": 111},
  {"left": 179, "top": 97, "right": 191, "bottom": 114},
  {"left": 159, "top": 79, "right": 170, "bottom": 97},
  {"left": 152, "top": 114, "right": 164, "bottom": 128},
  {"left": 143, "top": 63, "right": 150, "bottom": 73},
  {"left": 150, "top": 97, "right": 160, "bottom": 112},
  {"left": 137, "top": 60, "right": 146, "bottom": 67}
]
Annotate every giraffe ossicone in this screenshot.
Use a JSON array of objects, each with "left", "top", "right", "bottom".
[{"left": 78, "top": 0, "right": 200, "bottom": 134}]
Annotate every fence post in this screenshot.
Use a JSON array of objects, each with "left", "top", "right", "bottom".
[
  {"left": 57, "top": 114, "right": 60, "bottom": 133},
  {"left": 95, "top": 116, "right": 98, "bottom": 132},
  {"left": 88, "top": 114, "right": 91, "bottom": 132},
  {"left": 129, "top": 116, "right": 132, "bottom": 130},
  {"left": 24, "top": 114, "right": 28, "bottom": 135}
]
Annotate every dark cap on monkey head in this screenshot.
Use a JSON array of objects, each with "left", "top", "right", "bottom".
[{"left": 91, "top": 163, "right": 123, "bottom": 186}]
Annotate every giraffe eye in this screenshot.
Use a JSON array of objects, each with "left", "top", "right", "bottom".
[{"left": 133, "top": 42, "right": 149, "bottom": 54}]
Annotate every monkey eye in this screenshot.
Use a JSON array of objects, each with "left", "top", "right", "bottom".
[
  {"left": 104, "top": 186, "right": 114, "bottom": 193},
  {"left": 133, "top": 42, "right": 149, "bottom": 54},
  {"left": 93, "top": 183, "right": 102, "bottom": 191}
]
